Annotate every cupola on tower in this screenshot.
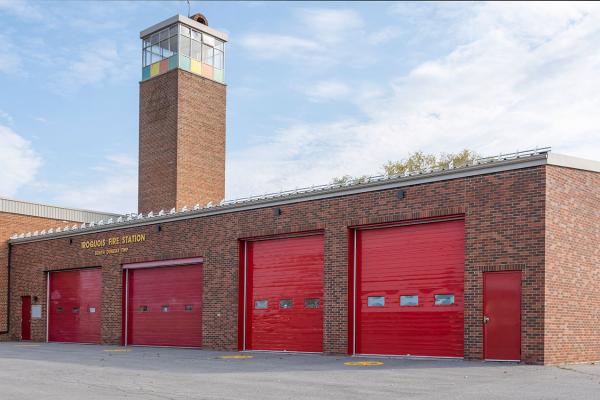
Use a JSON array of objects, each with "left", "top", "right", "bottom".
[{"left": 138, "top": 13, "right": 227, "bottom": 214}]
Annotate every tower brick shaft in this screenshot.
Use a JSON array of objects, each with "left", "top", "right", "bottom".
[{"left": 138, "top": 69, "right": 226, "bottom": 213}]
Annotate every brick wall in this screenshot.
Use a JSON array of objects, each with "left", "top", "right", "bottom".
[
  {"left": 0, "top": 213, "right": 77, "bottom": 340},
  {"left": 176, "top": 70, "right": 226, "bottom": 210},
  {"left": 464, "top": 168, "right": 546, "bottom": 364},
  {"left": 138, "top": 69, "right": 226, "bottom": 214},
  {"left": 544, "top": 166, "right": 600, "bottom": 364},
  {"left": 9, "top": 166, "right": 550, "bottom": 362}
]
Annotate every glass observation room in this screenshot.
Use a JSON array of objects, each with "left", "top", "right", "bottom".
[{"left": 141, "top": 17, "right": 226, "bottom": 83}]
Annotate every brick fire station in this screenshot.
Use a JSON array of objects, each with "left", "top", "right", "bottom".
[{"left": 1, "top": 14, "right": 599, "bottom": 365}]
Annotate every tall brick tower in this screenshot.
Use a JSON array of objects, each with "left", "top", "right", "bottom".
[{"left": 138, "top": 13, "right": 227, "bottom": 213}]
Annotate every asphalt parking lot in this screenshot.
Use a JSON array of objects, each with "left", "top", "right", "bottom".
[{"left": 0, "top": 342, "right": 598, "bottom": 400}]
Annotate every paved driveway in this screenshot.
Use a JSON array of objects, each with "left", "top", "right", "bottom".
[{"left": 0, "top": 342, "right": 598, "bottom": 399}]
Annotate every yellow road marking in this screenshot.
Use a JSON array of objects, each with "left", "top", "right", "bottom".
[
  {"left": 220, "top": 355, "right": 254, "bottom": 359},
  {"left": 103, "top": 348, "right": 131, "bottom": 352},
  {"left": 15, "top": 344, "right": 41, "bottom": 348},
  {"left": 344, "top": 361, "right": 384, "bottom": 366}
]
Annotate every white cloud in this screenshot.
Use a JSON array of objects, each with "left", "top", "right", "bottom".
[
  {"left": 239, "top": 8, "right": 364, "bottom": 65},
  {"left": 239, "top": 34, "right": 319, "bottom": 60},
  {"left": 0, "top": 125, "right": 41, "bottom": 197},
  {"left": 52, "top": 154, "right": 137, "bottom": 214},
  {"left": 297, "top": 9, "right": 363, "bottom": 44},
  {"left": 302, "top": 80, "right": 352, "bottom": 102},
  {"left": 226, "top": 3, "right": 600, "bottom": 199}
]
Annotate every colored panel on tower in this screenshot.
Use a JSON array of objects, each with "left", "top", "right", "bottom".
[
  {"left": 150, "top": 62, "right": 160, "bottom": 77},
  {"left": 179, "top": 55, "right": 191, "bottom": 72},
  {"left": 142, "top": 66, "right": 151, "bottom": 80},
  {"left": 168, "top": 55, "right": 178, "bottom": 71},
  {"left": 201, "top": 64, "right": 213, "bottom": 80},
  {"left": 159, "top": 59, "right": 169, "bottom": 74},
  {"left": 190, "top": 59, "right": 202, "bottom": 75},
  {"left": 213, "top": 69, "right": 224, "bottom": 83}
]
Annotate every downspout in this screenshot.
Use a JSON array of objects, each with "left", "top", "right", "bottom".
[{"left": 0, "top": 242, "right": 12, "bottom": 335}]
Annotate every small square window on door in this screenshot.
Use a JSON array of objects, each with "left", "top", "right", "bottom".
[
  {"left": 304, "top": 298, "right": 320, "bottom": 308},
  {"left": 72, "top": 307, "right": 80, "bottom": 314},
  {"left": 139, "top": 305, "right": 148, "bottom": 312},
  {"left": 434, "top": 294, "right": 455, "bottom": 305},
  {"left": 279, "top": 299, "right": 293, "bottom": 309},
  {"left": 184, "top": 304, "right": 193, "bottom": 312},
  {"left": 400, "top": 295, "right": 419, "bottom": 306},
  {"left": 367, "top": 296, "right": 385, "bottom": 307},
  {"left": 255, "top": 300, "right": 268, "bottom": 309},
  {"left": 88, "top": 307, "right": 96, "bottom": 313},
  {"left": 161, "top": 305, "right": 169, "bottom": 312}
]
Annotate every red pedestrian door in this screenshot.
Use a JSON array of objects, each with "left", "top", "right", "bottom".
[
  {"left": 21, "top": 296, "right": 31, "bottom": 341},
  {"left": 483, "top": 271, "right": 521, "bottom": 361}
]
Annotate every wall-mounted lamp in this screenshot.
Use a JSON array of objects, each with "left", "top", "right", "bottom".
[
  {"left": 273, "top": 208, "right": 282, "bottom": 216},
  {"left": 397, "top": 190, "right": 406, "bottom": 200}
]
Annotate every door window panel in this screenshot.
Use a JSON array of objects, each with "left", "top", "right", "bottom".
[
  {"left": 434, "top": 294, "right": 455, "bottom": 305},
  {"left": 400, "top": 295, "right": 419, "bottom": 306},
  {"left": 367, "top": 296, "right": 385, "bottom": 307}
]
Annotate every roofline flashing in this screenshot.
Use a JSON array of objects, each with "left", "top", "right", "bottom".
[
  {"left": 547, "top": 153, "right": 600, "bottom": 173},
  {"left": 140, "top": 15, "right": 229, "bottom": 42},
  {"left": 0, "top": 197, "right": 121, "bottom": 223},
  {"left": 9, "top": 154, "right": 550, "bottom": 245}
]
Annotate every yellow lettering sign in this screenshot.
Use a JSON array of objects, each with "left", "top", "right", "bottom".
[{"left": 81, "top": 233, "right": 146, "bottom": 256}]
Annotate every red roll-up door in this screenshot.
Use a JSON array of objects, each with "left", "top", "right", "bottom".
[
  {"left": 127, "top": 264, "right": 202, "bottom": 347},
  {"left": 355, "top": 219, "right": 465, "bottom": 357},
  {"left": 48, "top": 269, "right": 102, "bottom": 343},
  {"left": 245, "top": 235, "right": 324, "bottom": 352}
]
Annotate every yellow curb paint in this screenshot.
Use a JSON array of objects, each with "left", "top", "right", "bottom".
[
  {"left": 103, "top": 348, "right": 131, "bottom": 352},
  {"left": 344, "top": 361, "right": 384, "bottom": 366},
  {"left": 220, "top": 355, "right": 254, "bottom": 359}
]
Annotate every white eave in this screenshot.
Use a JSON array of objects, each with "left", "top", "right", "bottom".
[{"left": 140, "top": 15, "right": 229, "bottom": 42}]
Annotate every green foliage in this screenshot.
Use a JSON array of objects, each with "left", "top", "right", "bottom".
[
  {"left": 331, "top": 149, "right": 480, "bottom": 184},
  {"left": 383, "top": 149, "right": 479, "bottom": 176},
  {"left": 332, "top": 175, "right": 370, "bottom": 185}
]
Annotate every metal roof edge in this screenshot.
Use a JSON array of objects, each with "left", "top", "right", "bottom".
[
  {"left": 140, "top": 15, "right": 229, "bottom": 41},
  {"left": 0, "top": 197, "right": 121, "bottom": 223},
  {"left": 9, "top": 154, "right": 548, "bottom": 245},
  {"left": 546, "top": 153, "right": 600, "bottom": 173}
]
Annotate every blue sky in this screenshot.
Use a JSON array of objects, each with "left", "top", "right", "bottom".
[{"left": 0, "top": 1, "right": 599, "bottom": 213}]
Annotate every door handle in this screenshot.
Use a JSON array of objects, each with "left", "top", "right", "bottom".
[{"left": 483, "top": 316, "right": 490, "bottom": 324}]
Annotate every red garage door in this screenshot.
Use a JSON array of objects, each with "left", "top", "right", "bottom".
[
  {"left": 355, "top": 219, "right": 465, "bottom": 357},
  {"left": 244, "top": 235, "right": 324, "bottom": 352},
  {"left": 48, "top": 269, "right": 102, "bottom": 343},
  {"left": 126, "top": 264, "right": 203, "bottom": 347}
]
